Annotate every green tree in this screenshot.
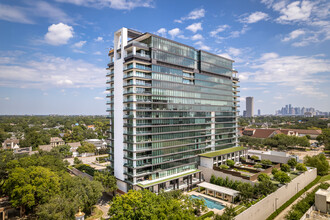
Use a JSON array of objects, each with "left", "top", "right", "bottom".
[
  {"left": 257, "top": 173, "right": 270, "bottom": 182},
  {"left": 304, "top": 154, "right": 329, "bottom": 175},
  {"left": 254, "top": 164, "right": 262, "bottom": 169},
  {"left": 281, "top": 164, "right": 291, "bottom": 172},
  {"left": 274, "top": 171, "right": 291, "bottom": 184},
  {"left": 74, "top": 157, "right": 82, "bottom": 165},
  {"left": 317, "top": 128, "right": 330, "bottom": 150},
  {"left": 287, "top": 158, "right": 298, "bottom": 168},
  {"left": 94, "top": 171, "right": 118, "bottom": 194},
  {"left": 226, "top": 159, "right": 235, "bottom": 167},
  {"left": 237, "top": 183, "right": 254, "bottom": 202},
  {"left": 3, "top": 166, "right": 60, "bottom": 211},
  {"left": 296, "top": 163, "right": 307, "bottom": 172},
  {"left": 77, "top": 142, "right": 96, "bottom": 154},
  {"left": 272, "top": 168, "right": 279, "bottom": 175},
  {"left": 108, "top": 190, "right": 202, "bottom": 219},
  {"left": 0, "top": 128, "right": 10, "bottom": 143},
  {"left": 214, "top": 205, "right": 236, "bottom": 220},
  {"left": 50, "top": 145, "right": 72, "bottom": 158},
  {"left": 256, "top": 179, "right": 277, "bottom": 196},
  {"left": 37, "top": 195, "right": 78, "bottom": 220}
]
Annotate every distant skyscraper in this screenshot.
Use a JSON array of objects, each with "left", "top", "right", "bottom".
[
  {"left": 246, "top": 97, "right": 254, "bottom": 117},
  {"left": 243, "top": 110, "right": 247, "bottom": 117},
  {"left": 258, "top": 109, "right": 261, "bottom": 116}
]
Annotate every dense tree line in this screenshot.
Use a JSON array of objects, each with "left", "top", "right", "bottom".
[
  {"left": 240, "top": 134, "right": 310, "bottom": 150},
  {"left": 0, "top": 150, "right": 105, "bottom": 219},
  {"left": 108, "top": 189, "right": 206, "bottom": 219},
  {"left": 0, "top": 116, "right": 109, "bottom": 146},
  {"left": 239, "top": 116, "right": 329, "bottom": 129}
]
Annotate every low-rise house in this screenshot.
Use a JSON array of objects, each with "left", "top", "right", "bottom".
[
  {"left": 67, "top": 142, "right": 81, "bottom": 157},
  {"left": 84, "top": 139, "right": 107, "bottom": 150},
  {"left": 2, "top": 138, "right": 20, "bottom": 149},
  {"left": 241, "top": 128, "right": 321, "bottom": 139},
  {"left": 13, "top": 147, "right": 37, "bottom": 155},
  {"left": 50, "top": 137, "right": 65, "bottom": 147}
]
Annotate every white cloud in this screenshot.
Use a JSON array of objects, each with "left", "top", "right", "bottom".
[
  {"left": 227, "top": 47, "right": 242, "bottom": 56},
  {"left": 45, "top": 23, "right": 74, "bottom": 46},
  {"left": 168, "top": 28, "right": 180, "bottom": 39},
  {"left": 0, "top": 4, "right": 33, "bottom": 24},
  {"left": 282, "top": 29, "right": 305, "bottom": 41},
  {"left": 0, "top": 2, "right": 73, "bottom": 24},
  {"left": 94, "top": 96, "right": 104, "bottom": 100},
  {"left": 242, "top": 53, "right": 330, "bottom": 97},
  {"left": 55, "top": 0, "right": 154, "bottom": 10},
  {"left": 239, "top": 11, "right": 269, "bottom": 23},
  {"left": 210, "top": 25, "right": 230, "bottom": 37},
  {"left": 191, "top": 34, "right": 203, "bottom": 41},
  {"left": 93, "top": 51, "right": 102, "bottom": 55},
  {"left": 186, "top": 22, "right": 202, "bottom": 33},
  {"left": 73, "top": 41, "right": 87, "bottom": 48},
  {"left": 175, "top": 8, "right": 205, "bottom": 23},
  {"left": 276, "top": 1, "right": 314, "bottom": 23},
  {"left": 156, "top": 28, "right": 167, "bottom": 37},
  {"left": 217, "top": 53, "right": 232, "bottom": 60},
  {"left": 94, "top": 37, "right": 103, "bottom": 42},
  {"left": 194, "top": 41, "right": 211, "bottom": 51},
  {"left": 4, "top": 97, "right": 10, "bottom": 101},
  {"left": 0, "top": 52, "right": 105, "bottom": 89}
]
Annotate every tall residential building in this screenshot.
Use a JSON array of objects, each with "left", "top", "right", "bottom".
[
  {"left": 258, "top": 109, "right": 261, "bottom": 116},
  {"left": 246, "top": 97, "right": 254, "bottom": 117},
  {"left": 106, "top": 28, "right": 239, "bottom": 193}
]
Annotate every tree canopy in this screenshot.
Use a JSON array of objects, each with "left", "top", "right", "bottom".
[
  {"left": 108, "top": 190, "right": 206, "bottom": 219},
  {"left": 304, "top": 154, "right": 329, "bottom": 176}
]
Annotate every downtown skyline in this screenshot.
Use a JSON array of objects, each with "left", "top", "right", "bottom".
[{"left": 0, "top": 0, "right": 330, "bottom": 115}]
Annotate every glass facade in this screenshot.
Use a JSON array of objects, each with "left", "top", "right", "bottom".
[{"left": 107, "top": 34, "right": 239, "bottom": 186}]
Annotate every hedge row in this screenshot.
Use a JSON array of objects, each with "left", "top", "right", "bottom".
[
  {"left": 266, "top": 175, "right": 321, "bottom": 220},
  {"left": 286, "top": 182, "right": 330, "bottom": 219},
  {"left": 198, "top": 211, "right": 214, "bottom": 219}
]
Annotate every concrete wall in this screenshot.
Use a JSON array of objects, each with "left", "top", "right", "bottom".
[
  {"left": 235, "top": 168, "right": 317, "bottom": 220},
  {"left": 315, "top": 190, "right": 328, "bottom": 213},
  {"left": 200, "top": 157, "right": 213, "bottom": 169},
  {"left": 198, "top": 166, "right": 255, "bottom": 185},
  {"left": 248, "top": 152, "right": 291, "bottom": 164}
]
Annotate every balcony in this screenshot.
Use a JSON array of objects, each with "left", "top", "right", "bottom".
[
  {"left": 125, "top": 41, "right": 149, "bottom": 49},
  {"left": 125, "top": 52, "right": 150, "bottom": 59}
]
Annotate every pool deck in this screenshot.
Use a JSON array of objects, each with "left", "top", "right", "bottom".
[{"left": 186, "top": 191, "right": 237, "bottom": 215}]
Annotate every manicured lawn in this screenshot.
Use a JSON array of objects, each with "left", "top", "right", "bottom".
[
  {"left": 234, "top": 205, "right": 246, "bottom": 214},
  {"left": 199, "top": 146, "right": 246, "bottom": 158}
]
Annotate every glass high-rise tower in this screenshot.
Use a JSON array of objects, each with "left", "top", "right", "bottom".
[{"left": 106, "top": 28, "right": 239, "bottom": 193}]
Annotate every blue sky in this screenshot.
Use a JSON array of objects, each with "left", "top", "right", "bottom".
[{"left": 0, "top": 0, "right": 329, "bottom": 115}]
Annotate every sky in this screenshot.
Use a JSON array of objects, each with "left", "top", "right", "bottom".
[{"left": 0, "top": 0, "right": 329, "bottom": 115}]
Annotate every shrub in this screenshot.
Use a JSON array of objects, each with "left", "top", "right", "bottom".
[
  {"left": 251, "top": 155, "right": 259, "bottom": 161},
  {"left": 260, "top": 159, "right": 272, "bottom": 165},
  {"left": 281, "top": 164, "right": 291, "bottom": 173},
  {"left": 287, "top": 158, "right": 297, "bottom": 168},
  {"left": 272, "top": 168, "right": 279, "bottom": 175},
  {"left": 198, "top": 211, "right": 214, "bottom": 219},
  {"left": 274, "top": 171, "right": 290, "bottom": 184},
  {"left": 74, "top": 157, "right": 82, "bottom": 165},
  {"left": 226, "top": 159, "right": 235, "bottom": 167},
  {"left": 240, "top": 156, "right": 246, "bottom": 161},
  {"left": 219, "top": 164, "right": 229, "bottom": 169},
  {"left": 254, "top": 164, "right": 262, "bottom": 169},
  {"left": 296, "top": 163, "right": 307, "bottom": 172},
  {"left": 258, "top": 173, "right": 270, "bottom": 182}
]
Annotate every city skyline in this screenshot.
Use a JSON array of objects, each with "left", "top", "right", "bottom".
[{"left": 0, "top": 0, "right": 330, "bottom": 115}]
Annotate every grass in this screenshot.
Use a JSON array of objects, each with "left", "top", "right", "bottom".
[
  {"left": 266, "top": 175, "right": 321, "bottom": 220},
  {"left": 137, "top": 169, "right": 200, "bottom": 187},
  {"left": 318, "top": 174, "right": 330, "bottom": 183},
  {"left": 234, "top": 205, "right": 246, "bottom": 214},
  {"left": 199, "top": 146, "right": 246, "bottom": 158},
  {"left": 85, "top": 206, "right": 104, "bottom": 220}
]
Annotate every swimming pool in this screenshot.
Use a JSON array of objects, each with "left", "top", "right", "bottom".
[{"left": 190, "top": 195, "right": 225, "bottom": 210}]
